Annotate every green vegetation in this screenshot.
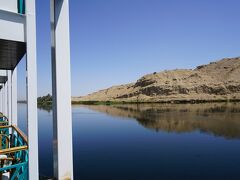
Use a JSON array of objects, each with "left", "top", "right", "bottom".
[
  {"left": 72, "top": 101, "right": 117, "bottom": 105},
  {"left": 37, "top": 94, "right": 52, "bottom": 109},
  {"left": 38, "top": 95, "right": 240, "bottom": 107},
  {"left": 72, "top": 99, "right": 240, "bottom": 105}
]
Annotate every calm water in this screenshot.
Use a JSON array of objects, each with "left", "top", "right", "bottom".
[{"left": 18, "top": 103, "right": 240, "bottom": 180}]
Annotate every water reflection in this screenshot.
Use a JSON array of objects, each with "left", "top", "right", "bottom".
[
  {"left": 82, "top": 103, "right": 240, "bottom": 139},
  {"left": 38, "top": 105, "right": 52, "bottom": 113}
]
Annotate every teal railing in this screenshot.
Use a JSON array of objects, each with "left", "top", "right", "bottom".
[
  {"left": 0, "top": 125, "right": 28, "bottom": 179},
  {"left": 18, "top": 0, "right": 25, "bottom": 14}
]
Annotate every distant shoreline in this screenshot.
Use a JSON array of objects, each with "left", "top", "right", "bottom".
[
  {"left": 72, "top": 99, "right": 240, "bottom": 105},
  {"left": 18, "top": 99, "right": 240, "bottom": 106}
]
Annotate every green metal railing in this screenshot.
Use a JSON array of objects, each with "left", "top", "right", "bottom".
[
  {"left": 0, "top": 125, "right": 28, "bottom": 179},
  {"left": 18, "top": 0, "right": 25, "bottom": 14}
]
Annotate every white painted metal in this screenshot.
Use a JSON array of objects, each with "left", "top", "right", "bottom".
[
  {"left": 0, "top": 9, "right": 26, "bottom": 42},
  {"left": 51, "top": 0, "right": 73, "bottom": 179},
  {"left": 2, "top": 87, "right": 4, "bottom": 115},
  {"left": 25, "top": 0, "right": 39, "bottom": 179},
  {"left": 0, "top": 88, "right": 2, "bottom": 113},
  {"left": 1, "top": 89, "right": 2, "bottom": 113},
  {"left": 3, "top": 82, "right": 6, "bottom": 116},
  {"left": 0, "top": 87, "right": 1, "bottom": 113},
  {"left": 0, "top": 0, "right": 18, "bottom": 14},
  {"left": 0, "top": 71, "right": 7, "bottom": 115},
  {"left": 0, "top": 70, "right": 7, "bottom": 76},
  {"left": 1, "top": 88, "right": 3, "bottom": 114},
  {"left": 1, "top": 87, "right": 3, "bottom": 114},
  {"left": 7, "top": 71, "right": 12, "bottom": 121},
  {"left": 3, "top": 83, "right": 7, "bottom": 116},
  {"left": 11, "top": 69, "right": 17, "bottom": 125}
]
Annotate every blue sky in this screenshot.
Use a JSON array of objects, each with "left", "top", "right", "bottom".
[{"left": 17, "top": 0, "right": 240, "bottom": 99}]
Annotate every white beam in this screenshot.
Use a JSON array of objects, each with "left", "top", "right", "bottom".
[
  {"left": 0, "top": 0, "right": 18, "bottom": 13},
  {"left": 25, "top": 0, "right": 39, "bottom": 179},
  {"left": 0, "top": 9, "right": 26, "bottom": 42},
  {"left": 11, "top": 68, "right": 17, "bottom": 125},
  {"left": 51, "top": 0, "right": 73, "bottom": 179},
  {"left": 0, "top": 70, "right": 7, "bottom": 76}
]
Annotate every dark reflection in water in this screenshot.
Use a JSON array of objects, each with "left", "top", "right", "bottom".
[{"left": 82, "top": 103, "right": 240, "bottom": 139}]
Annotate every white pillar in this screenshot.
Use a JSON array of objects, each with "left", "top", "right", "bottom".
[
  {"left": 7, "top": 71, "right": 12, "bottom": 121},
  {"left": 1, "top": 88, "right": 3, "bottom": 114},
  {"left": 12, "top": 69, "right": 18, "bottom": 125},
  {"left": 2, "top": 85, "right": 4, "bottom": 115},
  {"left": 25, "top": 0, "right": 39, "bottom": 179},
  {"left": 2, "top": 86, "right": 4, "bottom": 115},
  {"left": 1, "top": 88, "right": 2, "bottom": 114},
  {"left": 3, "top": 83, "right": 7, "bottom": 116},
  {"left": 51, "top": 0, "right": 73, "bottom": 179},
  {"left": 0, "top": 88, "right": 2, "bottom": 113}
]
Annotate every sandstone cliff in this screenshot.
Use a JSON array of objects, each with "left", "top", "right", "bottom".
[{"left": 73, "top": 57, "right": 240, "bottom": 103}]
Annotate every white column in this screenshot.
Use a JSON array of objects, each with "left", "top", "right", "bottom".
[
  {"left": 2, "top": 85, "right": 4, "bottom": 115},
  {"left": 51, "top": 0, "right": 73, "bottom": 179},
  {"left": 3, "top": 83, "right": 5, "bottom": 116},
  {"left": 12, "top": 69, "right": 18, "bottom": 125},
  {"left": 0, "top": 88, "right": 2, "bottom": 113},
  {"left": 7, "top": 71, "right": 12, "bottom": 122},
  {"left": 2, "top": 85, "right": 5, "bottom": 115},
  {"left": 3, "top": 83, "right": 8, "bottom": 116},
  {"left": 1, "top": 88, "right": 4, "bottom": 114},
  {"left": 25, "top": 0, "right": 39, "bottom": 179}
]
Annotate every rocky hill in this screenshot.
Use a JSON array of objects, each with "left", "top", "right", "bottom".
[{"left": 73, "top": 57, "right": 240, "bottom": 103}]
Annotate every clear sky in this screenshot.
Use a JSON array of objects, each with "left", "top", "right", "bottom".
[{"left": 17, "top": 0, "right": 240, "bottom": 99}]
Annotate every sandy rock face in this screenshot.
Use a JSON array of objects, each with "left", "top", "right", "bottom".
[{"left": 73, "top": 57, "right": 240, "bottom": 102}]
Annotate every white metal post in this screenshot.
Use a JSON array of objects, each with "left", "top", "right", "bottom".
[
  {"left": 1, "top": 88, "right": 3, "bottom": 114},
  {"left": 3, "top": 83, "right": 7, "bottom": 116},
  {"left": 1, "top": 88, "right": 2, "bottom": 114},
  {"left": 25, "top": 0, "right": 39, "bottom": 179},
  {"left": 2, "top": 84, "right": 4, "bottom": 115},
  {"left": 0, "top": 88, "right": 2, "bottom": 113},
  {"left": 0, "top": 86, "right": 2, "bottom": 113},
  {"left": 7, "top": 70, "right": 12, "bottom": 121},
  {"left": 51, "top": 0, "right": 73, "bottom": 179},
  {"left": 2, "top": 85, "right": 4, "bottom": 115},
  {"left": 11, "top": 69, "right": 17, "bottom": 125}
]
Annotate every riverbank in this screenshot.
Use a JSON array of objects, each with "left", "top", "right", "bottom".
[
  {"left": 72, "top": 99, "right": 240, "bottom": 105},
  {"left": 19, "top": 98, "right": 240, "bottom": 106}
]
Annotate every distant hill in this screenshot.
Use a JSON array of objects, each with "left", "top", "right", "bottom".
[{"left": 73, "top": 57, "right": 240, "bottom": 103}]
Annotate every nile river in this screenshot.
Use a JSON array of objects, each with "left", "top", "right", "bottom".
[{"left": 18, "top": 103, "right": 240, "bottom": 180}]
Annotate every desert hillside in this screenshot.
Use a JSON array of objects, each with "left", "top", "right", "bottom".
[{"left": 73, "top": 57, "right": 240, "bottom": 103}]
